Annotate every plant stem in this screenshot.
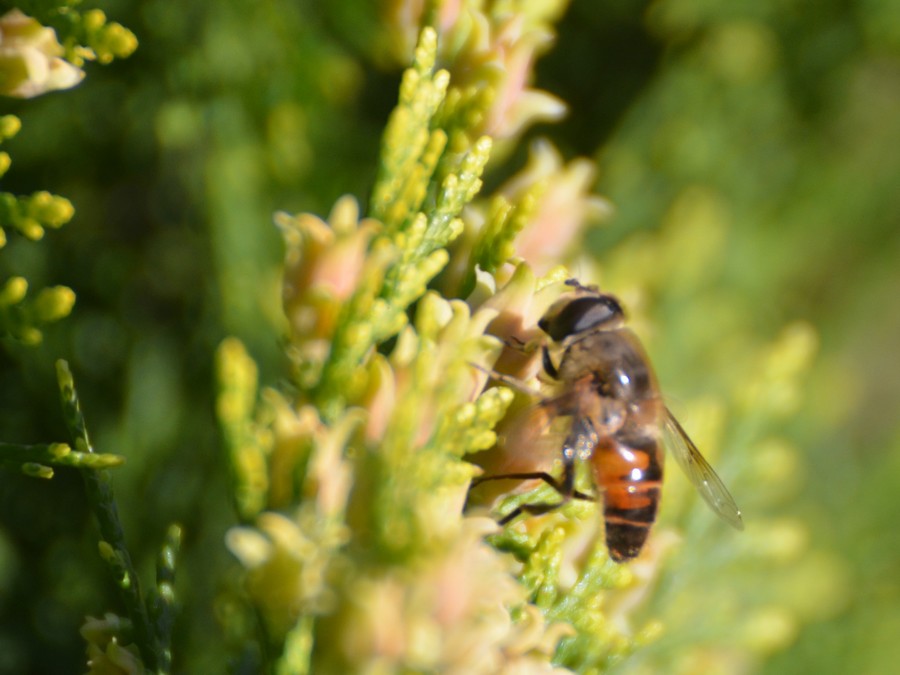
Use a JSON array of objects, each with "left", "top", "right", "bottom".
[{"left": 55, "top": 360, "right": 162, "bottom": 672}]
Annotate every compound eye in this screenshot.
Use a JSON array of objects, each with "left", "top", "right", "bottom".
[{"left": 539, "top": 295, "right": 624, "bottom": 340}]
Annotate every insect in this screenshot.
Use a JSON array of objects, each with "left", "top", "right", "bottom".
[{"left": 471, "top": 279, "right": 743, "bottom": 562}]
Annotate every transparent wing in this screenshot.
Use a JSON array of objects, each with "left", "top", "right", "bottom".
[
  {"left": 495, "top": 402, "right": 563, "bottom": 468},
  {"left": 493, "top": 389, "right": 586, "bottom": 470},
  {"left": 663, "top": 408, "right": 744, "bottom": 530},
  {"left": 472, "top": 363, "right": 580, "bottom": 471}
]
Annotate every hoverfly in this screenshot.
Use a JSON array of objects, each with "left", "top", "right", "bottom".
[{"left": 471, "top": 279, "right": 743, "bottom": 562}]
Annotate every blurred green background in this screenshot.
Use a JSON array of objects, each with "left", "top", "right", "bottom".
[{"left": 1, "top": 0, "right": 899, "bottom": 672}]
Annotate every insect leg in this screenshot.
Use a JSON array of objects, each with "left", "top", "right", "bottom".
[
  {"left": 475, "top": 434, "right": 595, "bottom": 525},
  {"left": 471, "top": 472, "right": 593, "bottom": 499},
  {"left": 471, "top": 470, "right": 563, "bottom": 491},
  {"left": 496, "top": 488, "right": 596, "bottom": 524},
  {"left": 469, "top": 362, "right": 545, "bottom": 398},
  {"left": 564, "top": 278, "right": 596, "bottom": 293},
  {"left": 505, "top": 334, "right": 528, "bottom": 351},
  {"left": 541, "top": 345, "right": 560, "bottom": 380}
]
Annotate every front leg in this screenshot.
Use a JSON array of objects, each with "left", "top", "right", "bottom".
[
  {"left": 470, "top": 426, "right": 595, "bottom": 525},
  {"left": 470, "top": 470, "right": 595, "bottom": 525},
  {"left": 541, "top": 345, "right": 560, "bottom": 380},
  {"left": 469, "top": 362, "right": 546, "bottom": 399}
]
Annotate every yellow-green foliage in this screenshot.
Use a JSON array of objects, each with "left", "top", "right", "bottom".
[
  {"left": 210, "top": 9, "right": 757, "bottom": 670},
  {"left": 2, "top": 1, "right": 897, "bottom": 673},
  {"left": 0, "top": 115, "right": 76, "bottom": 342},
  {"left": 0, "top": 4, "right": 134, "bottom": 343},
  {"left": 210, "top": 3, "right": 859, "bottom": 671},
  {"left": 213, "top": 18, "right": 624, "bottom": 673}
]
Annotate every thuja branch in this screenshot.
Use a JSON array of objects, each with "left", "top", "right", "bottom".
[
  {"left": 0, "top": 440, "right": 123, "bottom": 478},
  {"left": 307, "top": 28, "right": 491, "bottom": 420},
  {"left": 55, "top": 359, "right": 164, "bottom": 672},
  {"left": 147, "top": 524, "right": 182, "bottom": 673}
]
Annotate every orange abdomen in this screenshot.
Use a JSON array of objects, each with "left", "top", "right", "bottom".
[{"left": 591, "top": 435, "right": 664, "bottom": 562}]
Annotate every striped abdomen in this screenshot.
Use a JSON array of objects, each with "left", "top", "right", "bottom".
[{"left": 591, "top": 432, "right": 664, "bottom": 562}]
